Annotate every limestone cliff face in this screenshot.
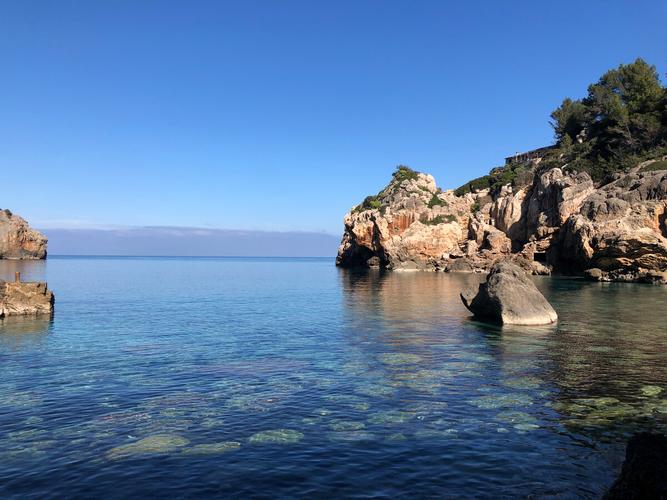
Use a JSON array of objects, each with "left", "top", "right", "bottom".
[
  {"left": 552, "top": 166, "right": 667, "bottom": 282},
  {"left": 0, "top": 209, "right": 47, "bottom": 260},
  {"left": 337, "top": 161, "right": 667, "bottom": 283},
  {"left": 336, "top": 170, "right": 470, "bottom": 270}
]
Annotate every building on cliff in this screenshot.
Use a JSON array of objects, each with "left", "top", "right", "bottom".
[{"left": 504, "top": 146, "right": 555, "bottom": 165}]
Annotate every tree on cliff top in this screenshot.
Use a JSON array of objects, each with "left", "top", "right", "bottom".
[{"left": 549, "top": 58, "right": 666, "bottom": 180}]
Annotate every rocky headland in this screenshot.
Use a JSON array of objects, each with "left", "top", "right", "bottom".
[
  {"left": 0, "top": 209, "right": 47, "bottom": 259},
  {"left": 336, "top": 161, "right": 667, "bottom": 284},
  {"left": 337, "top": 58, "right": 667, "bottom": 284}
]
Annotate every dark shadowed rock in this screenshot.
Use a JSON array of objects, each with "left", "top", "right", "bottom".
[
  {"left": 460, "top": 262, "right": 557, "bottom": 325},
  {"left": 584, "top": 268, "right": 603, "bottom": 281},
  {"left": 604, "top": 432, "right": 667, "bottom": 499}
]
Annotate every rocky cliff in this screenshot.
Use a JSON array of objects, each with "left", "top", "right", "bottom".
[
  {"left": 336, "top": 161, "right": 667, "bottom": 284},
  {"left": 0, "top": 209, "right": 47, "bottom": 259}
]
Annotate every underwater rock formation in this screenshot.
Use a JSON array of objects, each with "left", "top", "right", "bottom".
[
  {"left": 460, "top": 262, "right": 558, "bottom": 325},
  {"left": 605, "top": 432, "right": 667, "bottom": 499},
  {"left": 336, "top": 161, "right": 667, "bottom": 283},
  {"left": 0, "top": 209, "right": 47, "bottom": 259}
]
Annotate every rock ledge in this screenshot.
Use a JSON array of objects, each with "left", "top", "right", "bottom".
[{"left": 0, "top": 275, "right": 54, "bottom": 317}]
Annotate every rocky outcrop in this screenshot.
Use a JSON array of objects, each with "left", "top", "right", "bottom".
[
  {"left": 551, "top": 168, "right": 667, "bottom": 283},
  {"left": 460, "top": 262, "right": 558, "bottom": 325},
  {"left": 604, "top": 432, "right": 667, "bottom": 499},
  {"left": 0, "top": 209, "right": 47, "bottom": 259},
  {"left": 336, "top": 168, "right": 469, "bottom": 270},
  {"left": 0, "top": 276, "right": 54, "bottom": 317},
  {"left": 336, "top": 160, "right": 667, "bottom": 283}
]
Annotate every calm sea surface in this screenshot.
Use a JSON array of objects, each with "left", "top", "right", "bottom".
[{"left": 1, "top": 256, "right": 667, "bottom": 498}]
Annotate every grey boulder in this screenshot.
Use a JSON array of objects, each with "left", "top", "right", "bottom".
[{"left": 460, "top": 261, "right": 557, "bottom": 325}]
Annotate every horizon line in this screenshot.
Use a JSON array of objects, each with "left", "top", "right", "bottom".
[{"left": 47, "top": 254, "right": 336, "bottom": 259}]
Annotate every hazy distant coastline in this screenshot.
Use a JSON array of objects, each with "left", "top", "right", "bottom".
[{"left": 42, "top": 227, "right": 340, "bottom": 258}]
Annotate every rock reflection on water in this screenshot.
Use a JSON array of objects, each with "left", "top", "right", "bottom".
[{"left": 0, "top": 257, "right": 666, "bottom": 497}]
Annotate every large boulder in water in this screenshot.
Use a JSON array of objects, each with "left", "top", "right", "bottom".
[
  {"left": 605, "top": 432, "right": 667, "bottom": 499},
  {"left": 460, "top": 261, "right": 557, "bottom": 325}
]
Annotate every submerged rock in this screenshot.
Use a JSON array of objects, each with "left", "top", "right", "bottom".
[
  {"left": 106, "top": 434, "right": 190, "bottom": 460},
  {"left": 605, "top": 432, "right": 667, "bottom": 499},
  {"left": 367, "top": 410, "right": 416, "bottom": 425},
  {"left": 248, "top": 429, "right": 303, "bottom": 444},
  {"left": 329, "top": 420, "right": 366, "bottom": 432},
  {"left": 460, "top": 262, "right": 557, "bottom": 325},
  {"left": 640, "top": 385, "right": 663, "bottom": 397},
  {"left": 327, "top": 430, "right": 376, "bottom": 442},
  {"left": 182, "top": 441, "right": 241, "bottom": 455},
  {"left": 378, "top": 353, "right": 423, "bottom": 365}
]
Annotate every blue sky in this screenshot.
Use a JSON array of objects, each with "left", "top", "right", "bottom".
[{"left": 1, "top": 1, "right": 665, "bottom": 235}]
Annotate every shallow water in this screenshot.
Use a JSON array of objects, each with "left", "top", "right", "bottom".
[{"left": 1, "top": 256, "right": 666, "bottom": 498}]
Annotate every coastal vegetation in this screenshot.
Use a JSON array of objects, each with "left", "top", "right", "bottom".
[
  {"left": 455, "top": 58, "right": 667, "bottom": 193},
  {"left": 352, "top": 165, "right": 422, "bottom": 213},
  {"left": 420, "top": 214, "right": 456, "bottom": 225}
]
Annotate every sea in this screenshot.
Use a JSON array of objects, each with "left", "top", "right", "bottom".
[{"left": 1, "top": 256, "right": 666, "bottom": 498}]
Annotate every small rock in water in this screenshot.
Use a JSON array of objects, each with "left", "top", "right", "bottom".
[{"left": 248, "top": 429, "right": 303, "bottom": 444}]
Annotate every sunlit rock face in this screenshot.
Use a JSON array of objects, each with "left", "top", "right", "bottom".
[
  {"left": 337, "top": 162, "right": 667, "bottom": 283},
  {"left": 460, "top": 261, "right": 558, "bottom": 325},
  {"left": 336, "top": 169, "right": 469, "bottom": 271},
  {"left": 0, "top": 209, "right": 47, "bottom": 259},
  {"left": 0, "top": 280, "right": 54, "bottom": 317},
  {"left": 552, "top": 168, "right": 667, "bottom": 283}
]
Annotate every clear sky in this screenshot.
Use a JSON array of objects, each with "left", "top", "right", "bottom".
[{"left": 1, "top": 1, "right": 665, "bottom": 235}]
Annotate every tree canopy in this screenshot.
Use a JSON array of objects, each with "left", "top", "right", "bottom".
[{"left": 549, "top": 58, "right": 666, "bottom": 180}]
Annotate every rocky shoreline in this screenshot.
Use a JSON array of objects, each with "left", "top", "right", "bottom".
[
  {"left": 0, "top": 209, "right": 53, "bottom": 317},
  {"left": 336, "top": 162, "right": 667, "bottom": 284}
]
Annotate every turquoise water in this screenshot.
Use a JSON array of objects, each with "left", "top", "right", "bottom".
[{"left": 1, "top": 256, "right": 667, "bottom": 498}]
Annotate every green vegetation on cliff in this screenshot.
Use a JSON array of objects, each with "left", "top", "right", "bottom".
[
  {"left": 454, "top": 162, "right": 533, "bottom": 196},
  {"left": 352, "top": 165, "right": 422, "bottom": 213},
  {"left": 420, "top": 214, "right": 456, "bottom": 225},
  {"left": 545, "top": 58, "right": 666, "bottom": 182},
  {"left": 455, "top": 58, "right": 667, "bottom": 194}
]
